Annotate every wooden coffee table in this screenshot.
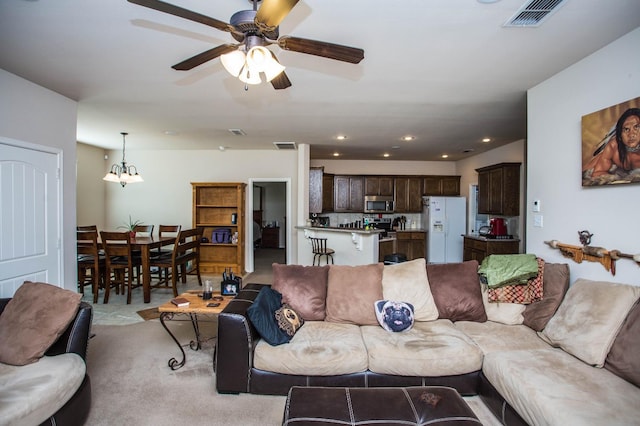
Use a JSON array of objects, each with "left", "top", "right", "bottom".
[{"left": 158, "top": 291, "right": 232, "bottom": 370}]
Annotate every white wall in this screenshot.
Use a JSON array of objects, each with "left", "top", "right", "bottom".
[
  {"left": 0, "top": 69, "right": 78, "bottom": 291},
  {"left": 528, "top": 27, "right": 640, "bottom": 285},
  {"left": 101, "top": 148, "right": 300, "bottom": 269},
  {"left": 77, "top": 142, "right": 106, "bottom": 229},
  {"left": 311, "top": 159, "right": 456, "bottom": 175}
]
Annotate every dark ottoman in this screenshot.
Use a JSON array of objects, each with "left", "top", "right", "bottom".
[{"left": 282, "top": 386, "right": 481, "bottom": 426}]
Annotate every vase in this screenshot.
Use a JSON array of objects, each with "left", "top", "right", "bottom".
[{"left": 129, "top": 231, "right": 136, "bottom": 238}]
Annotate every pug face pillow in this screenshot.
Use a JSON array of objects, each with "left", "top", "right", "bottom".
[{"left": 374, "top": 300, "right": 415, "bottom": 332}]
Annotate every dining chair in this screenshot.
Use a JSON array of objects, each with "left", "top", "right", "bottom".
[
  {"left": 77, "top": 229, "right": 104, "bottom": 303},
  {"left": 100, "top": 231, "right": 142, "bottom": 304},
  {"left": 77, "top": 225, "right": 98, "bottom": 231},
  {"left": 152, "top": 225, "right": 182, "bottom": 285},
  {"left": 150, "top": 227, "right": 203, "bottom": 297},
  {"left": 309, "top": 237, "right": 335, "bottom": 265}
]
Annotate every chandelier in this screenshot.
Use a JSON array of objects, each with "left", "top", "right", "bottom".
[
  {"left": 220, "top": 35, "right": 285, "bottom": 87},
  {"left": 102, "top": 132, "right": 143, "bottom": 187}
]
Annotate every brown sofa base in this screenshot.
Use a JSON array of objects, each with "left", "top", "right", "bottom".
[
  {"left": 39, "top": 374, "right": 91, "bottom": 426},
  {"left": 240, "top": 369, "right": 480, "bottom": 397},
  {"left": 478, "top": 372, "right": 527, "bottom": 426}
]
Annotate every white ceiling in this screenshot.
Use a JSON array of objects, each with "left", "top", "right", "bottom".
[{"left": 1, "top": 0, "right": 639, "bottom": 161}]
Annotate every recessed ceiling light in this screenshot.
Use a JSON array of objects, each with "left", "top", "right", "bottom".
[
  {"left": 219, "top": 146, "right": 226, "bottom": 151},
  {"left": 163, "top": 130, "right": 179, "bottom": 136},
  {"left": 441, "top": 154, "right": 449, "bottom": 159},
  {"left": 482, "top": 137, "right": 491, "bottom": 143},
  {"left": 336, "top": 135, "right": 347, "bottom": 140},
  {"left": 401, "top": 135, "right": 415, "bottom": 141},
  {"left": 333, "top": 152, "right": 340, "bottom": 157},
  {"left": 383, "top": 153, "right": 390, "bottom": 158}
]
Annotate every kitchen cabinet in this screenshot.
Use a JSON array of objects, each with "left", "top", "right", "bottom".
[
  {"left": 378, "top": 238, "right": 396, "bottom": 262},
  {"left": 365, "top": 176, "right": 394, "bottom": 196},
  {"left": 423, "top": 176, "right": 461, "bottom": 196},
  {"left": 334, "top": 175, "right": 364, "bottom": 212},
  {"left": 476, "top": 163, "right": 521, "bottom": 216},
  {"left": 394, "top": 177, "right": 422, "bottom": 213},
  {"left": 192, "top": 182, "right": 246, "bottom": 275},
  {"left": 309, "top": 167, "right": 323, "bottom": 214},
  {"left": 322, "top": 173, "right": 334, "bottom": 212},
  {"left": 463, "top": 236, "right": 520, "bottom": 264},
  {"left": 396, "top": 231, "right": 426, "bottom": 260}
]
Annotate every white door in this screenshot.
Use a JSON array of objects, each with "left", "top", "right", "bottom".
[{"left": 0, "top": 141, "right": 61, "bottom": 297}]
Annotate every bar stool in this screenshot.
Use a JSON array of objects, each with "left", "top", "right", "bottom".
[{"left": 309, "top": 237, "right": 335, "bottom": 265}]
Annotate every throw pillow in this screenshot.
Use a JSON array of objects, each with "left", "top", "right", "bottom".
[
  {"left": 374, "top": 300, "right": 415, "bottom": 332},
  {"left": 325, "top": 263, "right": 384, "bottom": 325},
  {"left": 247, "top": 287, "right": 295, "bottom": 346},
  {"left": 0, "top": 281, "right": 82, "bottom": 366},
  {"left": 381, "top": 258, "right": 439, "bottom": 321},
  {"left": 272, "top": 263, "right": 329, "bottom": 321},
  {"left": 539, "top": 278, "right": 640, "bottom": 367},
  {"left": 426, "top": 260, "right": 487, "bottom": 322},
  {"left": 604, "top": 300, "right": 640, "bottom": 387},
  {"left": 274, "top": 304, "right": 305, "bottom": 338},
  {"left": 481, "top": 284, "right": 526, "bottom": 325},
  {"left": 522, "top": 263, "right": 570, "bottom": 331}
]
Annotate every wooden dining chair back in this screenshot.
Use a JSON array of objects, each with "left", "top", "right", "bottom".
[
  {"left": 152, "top": 225, "right": 182, "bottom": 285},
  {"left": 133, "top": 224, "right": 154, "bottom": 237},
  {"left": 100, "top": 231, "right": 142, "bottom": 304},
  {"left": 310, "top": 237, "right": 335, "bottom": 265},
  {"left": 77, "top": 230, "right": 104, "bottom": 303},
  {"left": 150, "top": 227, "right": 203, "bottom": 297},
  {"left": 77, "top": 225, "right": 98, "bottom": 232}
]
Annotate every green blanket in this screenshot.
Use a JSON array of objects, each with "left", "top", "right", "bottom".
[{"left": 478, "top": 254, "right": 539, "bottom": 288}]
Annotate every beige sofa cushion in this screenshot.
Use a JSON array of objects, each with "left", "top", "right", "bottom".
[
  {"left": 325, "top": 264, "right": 383, "bottom": 325},
  {"left": 483, "top": 348, "right": 640, "bottom": 426},
  {"left": 455, "top": 321, "right": 551, "bottom": 355},
  {"left": 0, "top": 354, "right": 86, "bottom": 426},
  {"left": 381, "top": 258, "right": 439, "bottom": 321},
  {"left": 539, "top": 278, "right": 640, "bottom": 367},
  {"left": 361, "top": 320, "right": 483, "bottom": 377},
  {"left": 253, "top": 321, "right": 368, "bottom": 376},
  {"left": 481, "top": 284, "right": 525, "bottom": 325}
]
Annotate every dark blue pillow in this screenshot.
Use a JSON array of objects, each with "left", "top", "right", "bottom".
[{"left": 247, "top": 287, "right": 292, "bottom": 345}]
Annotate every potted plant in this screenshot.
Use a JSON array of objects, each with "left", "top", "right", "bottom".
[{"left": 118, "top": 215, "right": 143, "bottom": 238}]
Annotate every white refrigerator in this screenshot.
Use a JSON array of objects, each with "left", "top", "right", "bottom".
[{"left": 422, "top": 196, "right": 466, "bottom": 264}]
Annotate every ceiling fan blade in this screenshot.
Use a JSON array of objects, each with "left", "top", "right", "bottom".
[
  {"left": 172, "top": 44, "right": 238, "bottom": 71},
  {"left": 278, "top": 36, "right": 364, "bottom": 64},
  {"left": 271, "top": 71, "right": 292, "bottom": 90},
  {"left": 127, "top": 0, "right": 232, "bottom": 33},
  {"left": 255, "top": 0, "right": 300, "bottom": 30}
]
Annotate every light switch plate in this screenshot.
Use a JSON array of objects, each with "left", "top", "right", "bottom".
[
  {"left": 533, "top": 199, "right": 541, "bottom": 212},
  {"left": 533, "top": 214, "right": 543, "bottom": 227}
]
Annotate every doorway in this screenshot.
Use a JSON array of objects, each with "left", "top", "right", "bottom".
[{"left": 248, "top": 179, "right": 290, "bottom": 275}]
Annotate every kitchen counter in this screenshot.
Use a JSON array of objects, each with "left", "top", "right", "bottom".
[
  {"left": 296, "top": 226, "right": 383, "bottom": 266},
  {"left": 463, "top": 234, "right": 520, "bottom": 242},
  {"left": 463, "top": 234, "right": 521, "bottom": 263}
]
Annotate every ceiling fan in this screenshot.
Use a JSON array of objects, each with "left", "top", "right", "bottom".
[{"left": 127, "top": 0, "right": 365, "bottom": 89}]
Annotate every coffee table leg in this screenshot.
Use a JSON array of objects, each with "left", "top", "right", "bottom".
[
  {"left": 189, "top": 313, "right": 201, "bottom": 351},
  {"left": 160, "top": 312, "right": 186, "bottom": 370}
]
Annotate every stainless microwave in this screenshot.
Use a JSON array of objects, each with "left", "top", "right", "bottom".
[{"left": 364, "top": 195, "right": 394, "bottom": 213}]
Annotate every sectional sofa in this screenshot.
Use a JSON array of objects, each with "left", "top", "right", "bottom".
[{"left": 215, "top": 259, "right": 640, "bottom": 425}]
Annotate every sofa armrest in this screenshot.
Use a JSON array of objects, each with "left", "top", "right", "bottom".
[
  {"left": 215, "top": 283, "right": 267, "bottom": 394},
  {"left": 46, "top": 301, "right": 93, "bottom": 360}
]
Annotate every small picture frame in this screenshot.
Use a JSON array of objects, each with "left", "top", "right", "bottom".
[{"left": 221, "top": 281, "right": 238, "bottom": 296}]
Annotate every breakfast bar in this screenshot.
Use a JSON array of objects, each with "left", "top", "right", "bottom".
[{"left": 296, "top": 226, "right": 383, "bottom": 266}]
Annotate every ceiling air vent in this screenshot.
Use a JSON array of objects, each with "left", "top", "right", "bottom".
[
  {"left": 503, "top": 0, "right": 567, "bottom": 27},
  {"left": 273, "top": 142, "right": 297, "bottom": 150},
  {"left": 228, "top": 128, "right": 246, "bottom": 136}
]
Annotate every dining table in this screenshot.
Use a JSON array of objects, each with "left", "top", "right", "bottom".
[{"left": 100, "top": 235, "right": 176, "bottom": 303}]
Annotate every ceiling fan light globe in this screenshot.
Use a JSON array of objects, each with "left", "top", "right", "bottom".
[
  {"left": 221, "top": 50, "right": 246, "bottom": 77},
  {"left": 246, "top": 46, "right": 271, "bottom": 72},
  {"left": 263, "top": 59, "right": 286, "bottom": 82},
  {"left": 238, "top": 65, "right": 262, "bottom": 85}
]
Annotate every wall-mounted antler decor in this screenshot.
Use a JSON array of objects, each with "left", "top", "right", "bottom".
[{"left": 544, "top": 230, "right": 640, "bottom": 276}]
